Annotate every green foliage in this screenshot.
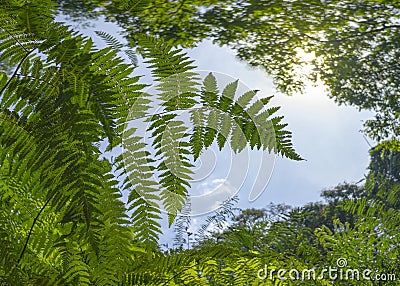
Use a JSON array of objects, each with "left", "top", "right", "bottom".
[
  {"left": 210, "top": 0, "right": 400, "bottom": 141},
  {"left": 0, "top": 1, "right": 301, "bottom": 284},
  {"left": 57, "top": 0, "right": 400, "bottom": 141},
  {"left": 45, "top": 0, "right": 400, "bottom": 284},
  {"left": 183, "top": 143, "right": 400, "bottom": 285},
  {"left": 0, "top": 2, "right": 141, "bottom": 283},
  {"left": 6, "top": 1, "right": 399, "bottom": 285},
  {"left": 121, "top": 35, "right": 301, "bottom": 225}
]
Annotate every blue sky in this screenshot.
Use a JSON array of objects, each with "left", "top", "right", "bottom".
[
  {"left": 65, "top": 16, "right": 374, "bottom": 245},
  {"left": 185, "top": 40, "right": 373, "bottom": 207},
  {"left": 162, "top": 41, "right": 373, "bottom": 245}
]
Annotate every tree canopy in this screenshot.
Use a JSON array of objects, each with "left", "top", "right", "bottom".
[
  {"left": 57, "top": 0, "right": 400, "bottom": 141},
  {"left": 0, "top": 0, "right": 399, "bottom": 285}
]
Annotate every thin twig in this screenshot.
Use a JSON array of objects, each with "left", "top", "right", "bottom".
[
  {"left": 331, "top": 24, "right": 400, "bottom": 43},
  {"left": 0, "top": 24, "right": 31, "bottom": 53},
  {"left": 0, "top": 49, "right": 35, "bottom": 96},
  {"left": 17, "top": 193, "right": 53, "bottom": 264}
]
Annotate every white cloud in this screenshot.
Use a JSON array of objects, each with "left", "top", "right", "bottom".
[{"left": 190, "top": 180, "right": 237, "bottom": 215}]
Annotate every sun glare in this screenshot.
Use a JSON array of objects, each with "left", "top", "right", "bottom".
[{"left": 293, "top": 47, "right": 322, "bottom": 87}]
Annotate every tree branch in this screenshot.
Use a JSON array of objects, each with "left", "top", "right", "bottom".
[{"left": 332, "top": 24, "right": 400, "bottom": 43}]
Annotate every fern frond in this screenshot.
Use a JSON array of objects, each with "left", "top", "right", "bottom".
[
  {"left": 119, "top": 126, "right": 162, "bottom": 247},
  {"left": 197, "top": 72, "right": 302, "bottom": 160},
  {"left": 173, "top": 202, "right": 192, "bottom": 249},
  {"left": 136, "top": 35, "right": 199, "bottom": 111},
  {"left": 136, "top": 35, "right": 196, "bottom": 80},
  {"left": 150, "top": 114, "right": 193, "bottom": 224},
  {"left": 134, "top": 36, "right": 200, "bottom": 222},
  {"left": 0, "top": 2, "right": 304, "bottom": 284},
  {"left": 95, "top": 31, "right": 124, "bottom": 50},
  {"left": 95, "top": 31, "right": 139, "bottom": 67},
  {"left": 0, "top": 5, "right": 145, "bottom": 283},
  {"left": 189, "top": 108, "right": 206, "bottom": 160}
]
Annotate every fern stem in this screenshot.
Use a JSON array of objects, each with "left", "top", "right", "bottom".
[
  {"left": 0, "top": 49, "right": 35, "bottom": 97},
  {"left": 17, "top": 193, "right": 53, "bottom": 264},
  {"left": 131, "top": 106, "right": 248, "bottom": 122},
  {"left": 161, "top": 266, "right": 192, "bottom": 286},
  {"left": 130, "top": 106, "right": 206, "bottom": 120},
  {"left": 0, "top": 24, "right": 31, "bottom": 53}
]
